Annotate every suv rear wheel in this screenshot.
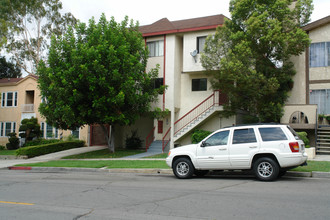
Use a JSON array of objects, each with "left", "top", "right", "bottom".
[
  {"left": 253, "top": 157, "right": 279, "bottom": 181},
  {"left": 173, "top": 157, "right": 194, "bottom": 179}
]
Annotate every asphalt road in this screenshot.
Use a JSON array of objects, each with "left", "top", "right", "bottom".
[{"left": 0, "top": 170, "right": 329, "bottom": 220}]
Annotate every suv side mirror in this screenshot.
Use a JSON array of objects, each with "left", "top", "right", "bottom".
[{"left": 201, "top": 141, "right": 206, "bottom": 147}]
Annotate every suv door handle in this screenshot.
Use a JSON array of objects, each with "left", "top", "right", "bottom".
[
  {"left": 249, "top": 146, "right": 258, "bottom": 148},
  {"left": 219, "top": 147, "right": 227, "bottom": 151}
]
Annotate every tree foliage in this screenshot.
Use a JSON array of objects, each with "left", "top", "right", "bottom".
[
  {"left": 201, "top": 0, "right": 313, "bottom": 122},
  {"left": 0, "top": 56, "right": 22, "bottom": 78},
  {"left": 0, "top": 0, "right": 76, "bottom": 74},
  {"left": 19, "top": 117, "right": 41, "bottom": 144},
  {"left": 37, "top": 14, "right": 165, "bottom": 152}
]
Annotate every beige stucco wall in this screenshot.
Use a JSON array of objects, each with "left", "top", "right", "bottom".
[
  {"left": 288, "top": 52, "right": 307, "bottom": 105},
  {"left": 182, "top": 30, "right": 215, "bottom": 72},
  {"left": 114, "top": 116, "right": 154, "bottom": 149}
]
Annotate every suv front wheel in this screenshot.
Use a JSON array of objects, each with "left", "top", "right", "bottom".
[
  {"left": 253, "top": 157, "right": 280, "bottom": 181},
  {"left": 173, "top": 157, "right": 194, "bottom": 179}
]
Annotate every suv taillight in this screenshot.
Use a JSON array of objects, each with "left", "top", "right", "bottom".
[{"left": 289, "top": 142, "right": 300, "bottom": 152}]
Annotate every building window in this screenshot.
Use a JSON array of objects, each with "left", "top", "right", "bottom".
[
  {"left": 192, "top": 78, "right": 207, "bottom": 91},
  {"left": 310, "top": 89, "right": 330, "bottom": 114},
  {"left": 71, "top": 127, "right": 80, "bottom": 139},
  {"left": 1, "top": 92, "right": 18, "bottom": 107},
  {"left": 0, "top": 122, "right": 16, "bottom": 137},
  {"left": 41, "top": 122, "right": 58, "bottom": 139},
  {"left": 147, "top": 40, "right": 164, "bottom": 57},
  {"left": 310, "top": 42, "right": 330, "bottom": 67},
  {"left": 197, "top": 36, "right": 206, "bottom": 53},
  {"left": 153, "top": 78, "right": 164, "bottom": 89}
]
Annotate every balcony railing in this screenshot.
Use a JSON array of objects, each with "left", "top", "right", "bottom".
[{"left": 21, "top": 104, "right": 34, "bottom": 113}]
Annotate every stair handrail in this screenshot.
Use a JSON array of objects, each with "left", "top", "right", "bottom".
[
  {"left": 174, "top": 91, "right": 219, "bottom": 135},
  {"left": 145, "top": 127, "right": 155, "bottom": 151},
  {"left": 161, "top": 90, "right": 227, "bottom": 150},
  {"left": 162, "top": 127, "right": 171, "bottom": 153}
]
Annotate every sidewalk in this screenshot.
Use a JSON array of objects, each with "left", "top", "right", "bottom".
[
  {"left": 1, "top": 148, "right": 330, "bottom": 179},
  {"left": 0, "top": 146, "right": 107, "bottom": 169}
]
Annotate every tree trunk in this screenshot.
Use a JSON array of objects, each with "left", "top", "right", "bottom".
[{"left": 100, "top": 124, "right": 115, "bottom": 153}]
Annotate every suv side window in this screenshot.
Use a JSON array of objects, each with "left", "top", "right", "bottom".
[
  {"left": 203, "top": 130, "right": 229, "bottom": 146},
  {"left": 233, "top": 128, "right": 257, "bottom": 144},
  {"left": 259, "top": 127, "right": 288, "bottom": 141}
]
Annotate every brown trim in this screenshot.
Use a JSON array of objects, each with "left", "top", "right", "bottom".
[
  {"left": 303, "top": 15, "right": 330, "bottom": 31},
  {"left": 305, "top": 44, "right": 310, "bottom": 104},
  {"left": 309, "top": 80, "right": 330, "bottom": 84},
  {"left": 142, "top": 25, "right": 221, "bottom": 37}
]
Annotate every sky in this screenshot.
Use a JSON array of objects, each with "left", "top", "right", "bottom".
[{"left": 61, "top": 0, "right": 330, "bottom": 26}]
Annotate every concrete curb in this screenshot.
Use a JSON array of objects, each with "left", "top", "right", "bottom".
[
  {"left": 7, "top": 166, "right": 173, "bottom": 174},
  {"left": 6, "top": 166, "right": 330, "bottom": 179}
]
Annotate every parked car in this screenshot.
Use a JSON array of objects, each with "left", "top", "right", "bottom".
[{"left": 166, "top": 124, "right": 308, "bottom": 181}]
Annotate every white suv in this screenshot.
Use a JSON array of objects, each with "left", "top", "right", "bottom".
[{"left": 166, "top": 124, "right": 308, "bottom": 181}]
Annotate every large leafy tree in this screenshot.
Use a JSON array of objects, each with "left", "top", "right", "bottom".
[
  {"left": 37, "top": 14, "right": 165, "bottom": 152},
  {"left": 201, "top": 0, "right": 313, "bottom": 122},
  {"left": 0, "top": 56, "right": 21, "bottom": 78},
  {"left": 0, "top": 0, "right": 76, "bottom": 74}
]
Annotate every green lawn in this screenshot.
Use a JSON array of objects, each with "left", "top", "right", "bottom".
[
  {"left": 292, "top": 161, "right": 330, "bottom": 172},
  {"left": 145, "top": 153, "right": 168, "bottom": 158},
  {"left": 62, "top": 149, "right": 145, "bottom": 159},
  {"left": 15, "top": 160, "right": 169, "bottom": 169},
  {"left": 0, "top": 150, "right": 16, "bottom": 155},
  {"left": 14, "top": 160, "right": 330, "bottom": 172}
]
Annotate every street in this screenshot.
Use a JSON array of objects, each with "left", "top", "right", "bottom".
[{"left": 0, "top": 170, "right": 329, "bottom": 220}]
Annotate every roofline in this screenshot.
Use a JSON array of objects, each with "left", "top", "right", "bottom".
[
  {"left": 0, "top": 74, "right": 38, "bottom": 87},
  {"left": 142, "top": 24, "right": 222, "bottom": 37},
  {"left": 303, "top": 15, "right": 330, "bottom": 31}
]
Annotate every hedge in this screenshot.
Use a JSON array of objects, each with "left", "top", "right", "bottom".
[{"left": 16, "top": 140, "right": 85, "bottom": 158}]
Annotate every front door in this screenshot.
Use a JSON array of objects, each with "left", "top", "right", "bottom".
[{"left": 196, "top": 130, "right": 231, "bottom": 169}]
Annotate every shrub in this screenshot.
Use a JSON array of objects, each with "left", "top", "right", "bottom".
[
  {"left": 19, "top": 117, "right": 41, "bottom": 143},
  {"left": 6, "top": 132, "right": 19, "bottom": 150},
  {"left": 0, "top": 145, "right": 6, "bottom": 150},
  {"left": 191, "top": 129, "right": 212, "bottom": 144},
  {"left": 125, "top": 130, "right": 143, "bottom": 149},
  {"left": 297, "top": 131, "right": 310, "bottom": 146},
  {"left": 16, "top": 140, "right": 85, "bottom": 158},
  {"left": 24, "top": 138, "right": 61, "bottom": 147}
]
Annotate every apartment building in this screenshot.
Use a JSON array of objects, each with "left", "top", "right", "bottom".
[
  {"left": 281, "top": 15, "right": 330, "bottom": 154},
  {"left": 139, "top": 14, "right": 240, "bottom": 151}
]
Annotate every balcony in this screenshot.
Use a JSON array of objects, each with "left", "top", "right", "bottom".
[
  {"left": 21, "top": 104, "right": 34, "bottom": 113},
  {"left": 281, "top": 104, "right": 318, "bottom": 129}
]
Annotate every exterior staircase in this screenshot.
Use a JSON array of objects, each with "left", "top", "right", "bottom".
[
  {"left": 316, "top": 127, "right": 330, "bottom": 154},
  {"left": 173, "top": 105, "right": 222, "bottom": 141},
  {"left": 162, "top": 90, "right": 227, "bottom": 151}
]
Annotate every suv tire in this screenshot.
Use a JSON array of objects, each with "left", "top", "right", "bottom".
[
  {"left": 253, "top": 157, "right": 279, "bottom": 181},
  {"left": 173, "top": 157, "right": 194, "bottom": 179}
]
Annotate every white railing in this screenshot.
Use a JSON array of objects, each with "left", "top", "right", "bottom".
[{"left": 21, "top": 104, "right": 34, "bottom": 113}]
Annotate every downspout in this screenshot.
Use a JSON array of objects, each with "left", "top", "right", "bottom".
[{"left": 163, "top": 35, "right": 166, "bottom": 111}]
